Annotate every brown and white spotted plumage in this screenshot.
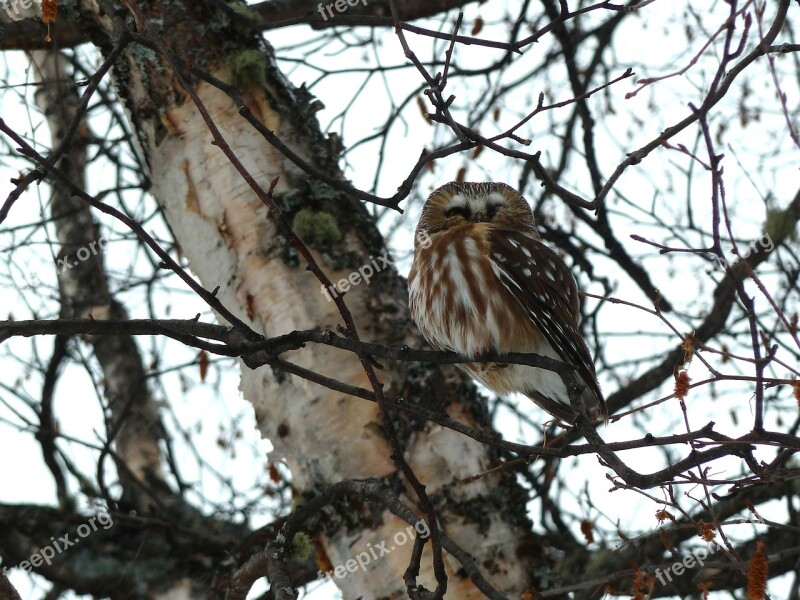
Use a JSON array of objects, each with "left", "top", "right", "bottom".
[{"left": 408, "top": 181, "right": 605, "bottom": 423}]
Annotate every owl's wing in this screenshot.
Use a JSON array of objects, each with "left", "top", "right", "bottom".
[{"left": 487, "top": 229, "right": 605, "bottom": 414}]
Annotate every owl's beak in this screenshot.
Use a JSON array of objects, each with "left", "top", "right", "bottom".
[{"left": 473, "top": 211, "right": 486, "bottom": 222}]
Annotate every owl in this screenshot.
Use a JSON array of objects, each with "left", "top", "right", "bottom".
[{"left": 408, "top": 181, "right": 606, "bottom": 424}]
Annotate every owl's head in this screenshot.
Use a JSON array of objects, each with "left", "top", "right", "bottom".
[{"left": 415, "top": 182, "right": 537, "bottom": 243}]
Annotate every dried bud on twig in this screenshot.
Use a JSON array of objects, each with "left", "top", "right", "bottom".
[
  {"left": 681, "top": 329, "right": 697, "bottom": 363},
  {"left": 747, "top": 541, "right": 768, "bottom": 600},
  {"left": 697, "top": 580, "right": 712, "bottom": 599},
  {"left": 655, "top": 509, "right": 675, "bottom": 523},
  {"left": 471, "top": 17, "right": 484, "bottom": 36},
  {"left": 41, "top": 0, "right": 57, "bottom": 42},
  {"left": 697, "top": 519, "right": 716, "bottom": 542},
  {"left": 674, "top": 369, "right": 691, "bottom": 400},
  {"left": 630, "top": 564, "right": 653, "bottom": 600},
  {"left": 580, "top": 519, "right": 594, "bottom": 544}
]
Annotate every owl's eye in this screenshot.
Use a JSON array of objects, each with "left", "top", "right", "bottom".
[
  {"left": 485, "top": 203, "right": 502, "bottom": 220},
  {"left": 444, "top": 205, "right": 471, "bottom": 219}
]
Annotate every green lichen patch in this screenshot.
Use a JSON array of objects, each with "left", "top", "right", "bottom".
[
  {"left": 226, "top": 49, "right": 267, "bottom": 89},
  {"left": 228, "top": 2, "right": 260, "bottom": 21},
  {"left": 289, "top": 532, "right": 313, "bottom": 563},
  {"left": 292, "top": 209, "right": 342, "bottom": 248}
]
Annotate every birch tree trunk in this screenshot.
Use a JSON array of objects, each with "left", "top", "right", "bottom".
[{"left": 82, "top": 0, "right": 543, "bottom": 597}]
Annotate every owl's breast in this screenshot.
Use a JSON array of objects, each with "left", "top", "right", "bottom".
[{"left": 408, "top": 227, "right": 537, "bottom": 357}]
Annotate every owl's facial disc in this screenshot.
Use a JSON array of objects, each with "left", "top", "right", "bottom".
[{"left": 444, "top": 192, "right": 507, "bottom": 223}]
